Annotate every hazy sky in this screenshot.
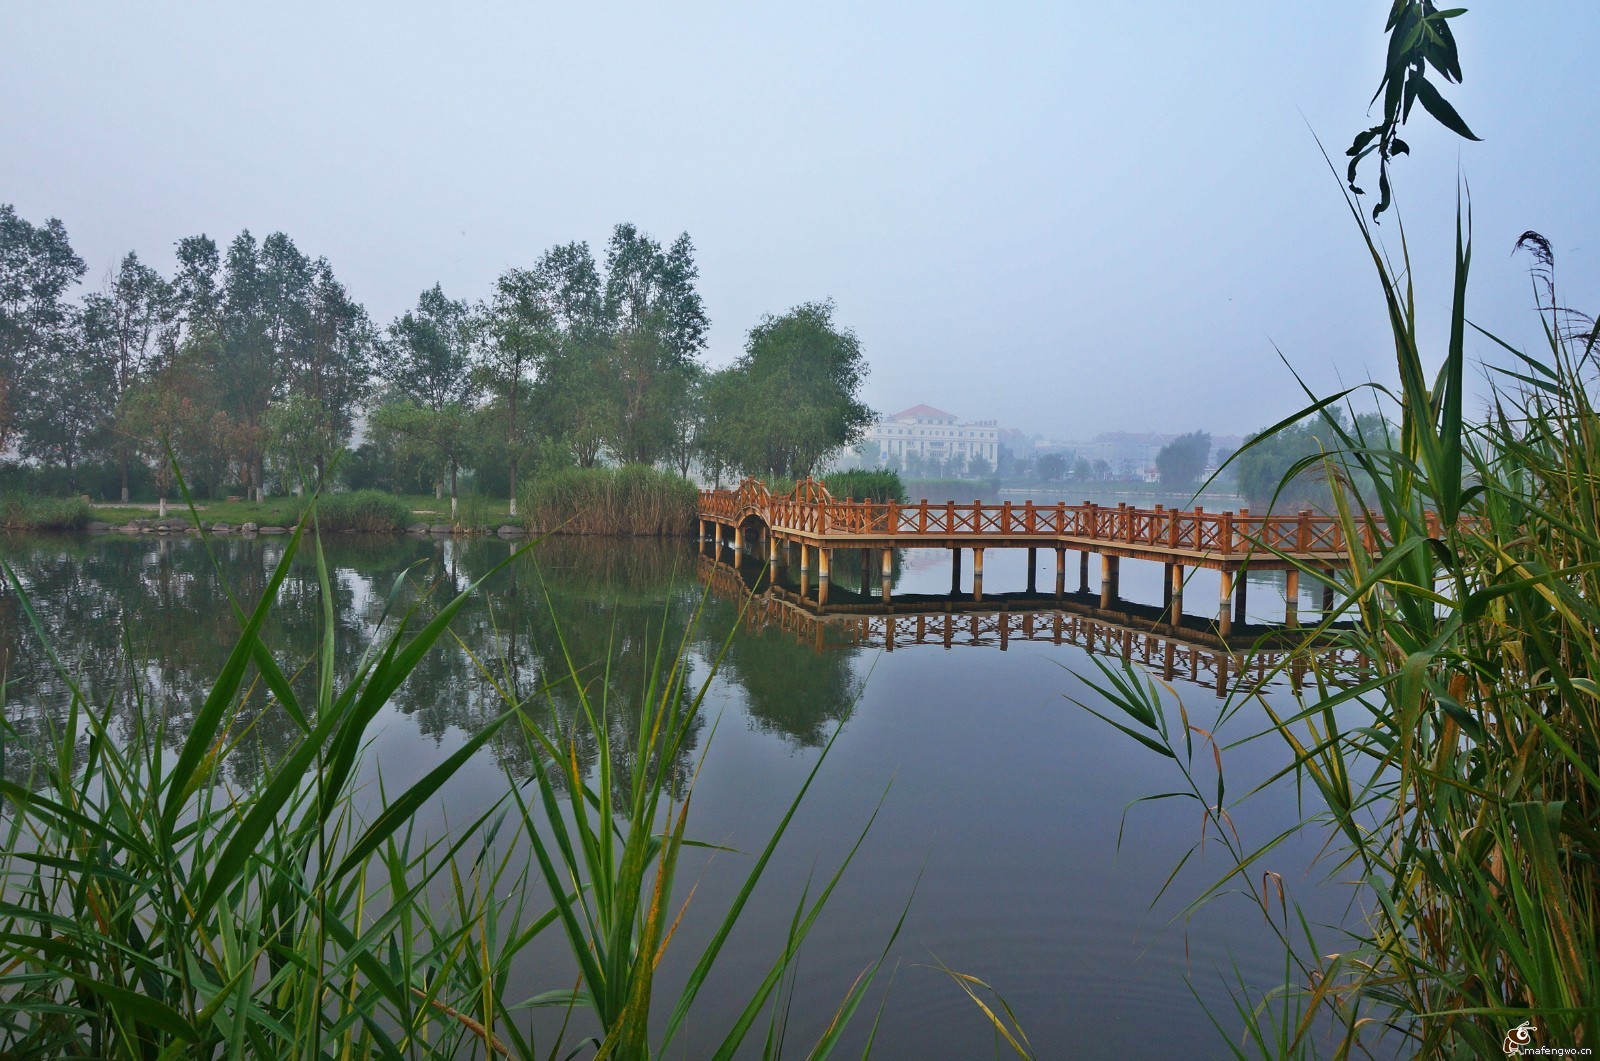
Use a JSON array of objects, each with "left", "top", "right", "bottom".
[{"left": 5, "top": 3, "right": 1596, "bottom": 438}]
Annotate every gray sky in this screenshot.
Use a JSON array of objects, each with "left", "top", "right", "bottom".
[{"left": 4, "top": 2, "right": 1596, "bottom": 438}]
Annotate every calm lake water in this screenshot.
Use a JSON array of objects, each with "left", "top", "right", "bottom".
[{"left": 0, "top": 532, "right": 1355, "bottom": 1057}]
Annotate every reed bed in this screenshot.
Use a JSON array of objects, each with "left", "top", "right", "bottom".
[
  {"left": 822, "top": 469, "right": 904, "bottom": 503},
  {"left": 311, "top": 489, "right": 415, "bottom": 533},
  {"left": 0, "top": 495, "right": 91, "bottom": 532},
  {"left": 1091, "top": 205, "right": 1600, "bottom": 1055},
  {"left": 521, "top": 465, "right": 698, "bottom": 536},
  {"left": 0, "top": 508, "right": 887, "bottom": 1057}
]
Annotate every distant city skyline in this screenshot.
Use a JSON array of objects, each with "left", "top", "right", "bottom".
[{"left": 4, "top": 4, "right": 1596, "bottom": 438}]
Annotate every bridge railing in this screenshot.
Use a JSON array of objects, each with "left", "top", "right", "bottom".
[{"left": 698, "top": 485, "right": 1377, "bottom": 555}]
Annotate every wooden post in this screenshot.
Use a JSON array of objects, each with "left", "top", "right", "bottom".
[
  {"left": 734, "top": 523, "right": 743, "bottom": 554},
  {"left": 817, "top": 548, "right": 831, "bottom": 608},
  {"left": 885, "top": 616, "right": 896, "bottom": 652},
  {"left": 1054, "top": 546, "right": 1066, "bottom": 598},
  {"left": 1233, "top": 570, "right": 1248, "bottom": 627},
  {"left": 859, "top": 549, "right": 871, "bottom": 596},
  {"left": 1026, "top": 547, "right": 1038, "bottom": 593},
  {"left": 973, "top": 547, "right": 985, "bottom": 602},
  {"left": 881, "top": 548, "right": 893, "bottom": 579},
  {"left": 1322, "top": 580, "right": 1335, "bottom": 616},
  {"left": 1099, "top": 555, "right": 1118, "bottom": 609},
  {"left": 1109, "top": 555, "right": 1121, "bottom": 599},
  {"left": 799, "top": 544, "right": 810, "bottom": 598},
  {"left": 1162, "top": 562, "right": 1174, "bottom": 608},
  {"left": 1285, "top": 568, "right": 1300, "bottom": 627},
  {"left": 1218, "top": 568, "right": 1234, "bottom": 638},
  {"left": 769, "top": 534, "right": 780, "bottom": 581},
  {"left": 1170, "top": 564, "right": 1185, "bottom": 630},
  {"left": 951, "top": 548, "right": 962, "bottom": 594},
  {"left": 1079, "top": 551, "right": 1090, "bottom": 594}
]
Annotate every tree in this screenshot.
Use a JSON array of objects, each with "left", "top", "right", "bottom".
[
  {"left": 483, "top": 267, "right": 558, "bottom": 512},
  {"left": 1155, "top": 430, "right": 1211, "bottom": 490},
  {"left": 1037, "top": 453, "right": 1067, "bottom": 481},
  {"left": 380, "top": 284, "right": 479, "bottom": 517},
  {"left": 706, "top": 301, "right": 874, "bottom": 479},
  {"left": 1235, "top": 410, "right": 1389, "bottom": 508},
  {"left": 120, "top": 349, "right": 234, "bottom": 511},
  {"left": 600, "top": 225, "right": 708, "bottom": 465},
  {"left": 283, "top": 259, "right": 373, "bottom": 482},
  {"left": 0, "top": 205, "right": 86, "bottom": 459},
  {"left": 93, "top": 253, "right": 175, "bottom": 500},
  {"left": 17, "top": 304, "right": 111, "bottom": 487},
  {"left": 968, "top": 453, "right": 993, "bottom": 479},
  {"left": 522, "top": 242, "right": 611, "bottom": 468}
]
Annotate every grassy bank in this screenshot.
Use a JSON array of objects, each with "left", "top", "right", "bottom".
[
  {"left": 522, "top": 465, "right": 697, "bottom": 536},
  {"left": 0, "top": 495, "right": 91, "bottom": 532}
]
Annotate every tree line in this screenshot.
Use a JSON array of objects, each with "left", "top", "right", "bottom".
[{"left": 0, "top": 206, "right": 874, "bottom": 512}]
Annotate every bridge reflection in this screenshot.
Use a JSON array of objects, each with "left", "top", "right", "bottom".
[{"left": 697, "top": 555, "right": 1363, "bottom": 698}]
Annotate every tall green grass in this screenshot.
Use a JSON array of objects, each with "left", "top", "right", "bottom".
[
  {"left": 1091, "top": 203, "right": 1600, "bottom": 1054},
  {"left": 312, "top": 490, "right": 415, "bottom": 533},
  {"left": 821, "top": 470, "right": 903, "bottom": 503},
  {"left": 522, "top": 465, "right": 698, "bottom": 536},
  {"left": 0, "top": 504, "right": 889, "bottom": 1057},
  {"left": 0, "top": 495, "right": 91, "bottom": 532}
]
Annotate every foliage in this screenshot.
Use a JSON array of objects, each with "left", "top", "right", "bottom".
[
  {"left": 1346, "top": 1, "right": 1477, "bottom": 221},
  {"left": 1035, "top": 454, "right": 1067, "bottom": 481},
  {"left": 311, "top": 489, "right": 414, "bottom": 533},
  {"left": 702, "top": 301, "right": 874, "bottom": 479},
  {"left": 0, "top": 204, "right": 87, "bottom": 460},
  {"left": 0, "top": 508, "right": 889, "bottom": 1057},
  {"left": 521, "top": 464, "right": 697, "bottom": 536},
  {"left": 1095, "top": 204, "right": 1600, "bottom": 1058},
  {"left": 0, "top": 495, "right": 90, "bottom": 532},
  {"left": 1154, "top": 430, "right": 1210, "bottom": 490},
  {"left": 822, "top": 468, "right": 904, "bottom": 503},
  {"left": 1233, "top": 408, "right": 1387, "bottom": 510}
]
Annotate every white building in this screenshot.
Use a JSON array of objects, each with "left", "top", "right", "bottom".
[{"left": 864, "top": 404, "right": 999, "bottom": 472}]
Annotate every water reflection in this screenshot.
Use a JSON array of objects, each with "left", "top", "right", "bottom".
[
  {"left": 696, "top": 553, "right": 1364, "bottom": 699},
  {"left": 0, "top": 535, "right": 870, "bottom": 787}
]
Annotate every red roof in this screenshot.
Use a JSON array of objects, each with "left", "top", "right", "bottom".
[{"left": 892, "top": 403, "right": 958, "bottom": 420}]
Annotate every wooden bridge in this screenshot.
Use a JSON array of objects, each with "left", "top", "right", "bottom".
[
  {"left": 696, "top": 555, "right": 1364, "bottom": 699},
  {"left": 698, "top": 477, "right": 1359, "bottom": 635}
]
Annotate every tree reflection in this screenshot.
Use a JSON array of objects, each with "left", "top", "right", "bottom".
[{"left": 0, "top": 532, "right": 867, "bottom": 791}]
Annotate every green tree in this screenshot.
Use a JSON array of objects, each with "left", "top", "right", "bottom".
[
  {"left": 601, "top": 225, "right": 708, "bottom": 465},
  {"left": 0, "top": 205, "right": 86, "bottom": 461},
  {"left": 483, "top": 267, "right": 558, "bottom": 511},
  {"left": 707, "top": 300, "right": 873, "bottom": 479},
  {"left": 380, "top": 284, "right": 480, "bottom": 513},
  {"left": 1155, "top": 430, "right": 1211, "bottom": 489},
  {"left": 1037, "top": 453, "right": 1067, "bottom": 481},
  {"left": 92, "top": 253, "right": 176, "bottom": 500}
]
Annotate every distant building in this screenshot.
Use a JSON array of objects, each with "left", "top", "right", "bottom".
[{"left": 864, "top": 404, "right": 1000, "bottom": 472}]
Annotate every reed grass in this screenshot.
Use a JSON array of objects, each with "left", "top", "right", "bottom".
[
  {"left": 821, "top": 470, "right": 904, "bottom": 503},
  {"left": 0, "top": 495, "right": 91, "bottom": 532},
  {"left": 312, "top": 489, "right": 415, "bottom": 533},
  {"left": 521, "top": 465, "right": 698, "bottom": 536},
  {"left": 1089, "top": 196, "right": 1600, "bottom": 1055},
  {"left": 0, "top": 498, "right": 888, "bottom": 1057}
]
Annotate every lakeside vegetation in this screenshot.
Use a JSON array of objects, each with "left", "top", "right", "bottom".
[
  {"left": 0, "top": 518, "right": 893, "bottom": 1057},
  {"left": 0, "top": 495, "right": 90, "bottom": 533},
  {"left": 1095, "top": 7, "right": 1600, "bottom": 1053}
]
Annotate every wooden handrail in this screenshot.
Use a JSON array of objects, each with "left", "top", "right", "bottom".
[{"left": 699, "top": 477, "right": 1421, "bottom": 556}]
